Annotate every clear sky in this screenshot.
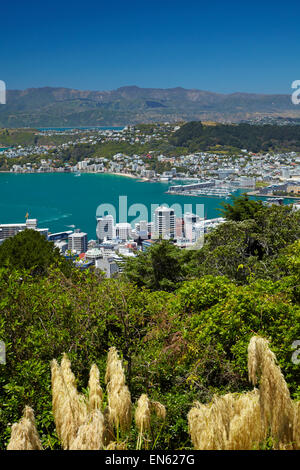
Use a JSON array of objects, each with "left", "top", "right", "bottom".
[{"left": 1, "top": 0, "right": 300, "bottom": 94}]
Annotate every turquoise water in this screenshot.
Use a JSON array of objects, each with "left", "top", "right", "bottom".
[{"left": 0, "top": 173, "right": 294, "bottom": 239}]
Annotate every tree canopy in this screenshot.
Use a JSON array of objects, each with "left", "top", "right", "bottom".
[{"left": 0, "top": 229, "right": 71, "bottom": 276}]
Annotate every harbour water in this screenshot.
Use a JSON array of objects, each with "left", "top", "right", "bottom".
[{"left": 0, "top": 173, "right": 295, "bottom": 240}]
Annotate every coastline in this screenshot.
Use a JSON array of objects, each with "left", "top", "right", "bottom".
[
  {"left": 105, "top": 171, "right": 138, "bottom": 179},
  {"left": 0, "top": 170, "right": 140, "bottom": 179}
]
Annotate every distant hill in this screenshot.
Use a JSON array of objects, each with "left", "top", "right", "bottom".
[
  {"left": 1, "top": 86, "right": 300, "bottom": 127},
  {"left": 170, "top": 121, "right": 300, "bottom": 152}
]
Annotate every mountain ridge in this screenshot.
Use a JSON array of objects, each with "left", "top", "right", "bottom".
[{"left": 1, "top": 85, "right": 299, "bottom": 127}]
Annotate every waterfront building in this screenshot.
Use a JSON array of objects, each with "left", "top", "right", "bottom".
[
  {"left": 154, "top": 206, "right": 175, "bottom": 239},
  {"left": 115, "top": 222, "right": 132, "bottom": 241},
  {"left": 77, "top": 161, "right": 88, "bottom": 170},
  {"left": 287, "top": 184, "right": 300, "bottom": 195},
  {"left": 168, "top": 181, "right": 215, "bottom": 193},
  {"left": 176, "top": 218, "right": 184, "bottom": 238},
  {"left": 48, "top": 230, "right": 73, "bottom": 241},
  {"left": 134, "top": 220, "right": 149, "bottom": 239},
  {"left": 67, "top": 229, "right": 88, "bottom": 254},
  {"left": 0, "top": 218, "right": 48, "bottom": 240},
  {"left": 96, "top": 215, "right": 114, "bottom": 242},
  {"left": 184, "top": 212, "right": 202, "bottom": 242}
]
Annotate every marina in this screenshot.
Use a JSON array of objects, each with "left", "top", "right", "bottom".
[{"left": 167, "top": 187, "right": 232, "bottom": 198}]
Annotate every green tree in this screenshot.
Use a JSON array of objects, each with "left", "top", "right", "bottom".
[
  {"left": 122, "top": 240, "right": 186, "bottom": 291},
  {"left": 0, "top": 229, "right": 71, "bottom": 276},
  {"left": 219, "top": 193, "right": 264, "bottom": 221}
]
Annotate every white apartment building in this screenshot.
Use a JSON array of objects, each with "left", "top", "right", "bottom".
[
  {"left": 115, "top": 222, "right": 132, "bottom": 241},
  {"left": 77, "top": 161, "right": 89, "bottom": 170},
  {"left": 96, "top": 215, "right": 114, "bottom": 242},
  {"left": 184, "top": 212, "right": 202, "bottom": 242},
  {"left": 154, "top": 206, "right": 175, "bottom": 239},
  {"left": 134, "top": 220, "right": 149, "bottom": 239},
  {"left": 68, "top": 230, "right": 88, "bottom": 254}
]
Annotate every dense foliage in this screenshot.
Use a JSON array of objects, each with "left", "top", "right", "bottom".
[
  {"left": 0, "top": 229, "right": 72, "bottom": 276},
  {"left": 170, "top": 121, "right": 300, "bottom": 152}
]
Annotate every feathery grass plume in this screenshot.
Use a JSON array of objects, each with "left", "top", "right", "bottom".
[
  {"left": 135, "top": 394, "right": 151, "bottom": 434},
  {"left": 225, "top": 390, "right": 266, "bottom": 450},
  {"left": 188, "top": 400, "right": 220, "bottom": 450},
  {"left": 105, "top": 347, "right": 122, "bottom": 385},
  {"left": 293, "top": 401, "right": 300, "bottom": 449},
  {"left": 105, "top": 347, "right": 132, "bottom": 434},
  {"left": 88, "top": 364, "right": 103, "bottom": 412},
  {"left": 248, "top": 336, "right": 294, "bottom": 448},
  {"left": 188, "top": 337, "right": 297, "bottom": 450},
  {"left": 51, "top": 358, "right": 77, "bottom": 449},
  {"left": 103, "top": 406, "right": 115, "bottom": 446},
  {"left": 135, "top": 394, "right": 151, "bottom": 450},
  {"left": 7, "top": 406, "right": 43, "bottom": 450},
  {"left": 211, "top": 393, "right": 235, "bottom": 442},
  {"left": 51, "top": 356, "right": 87, "bottom": 449},
  {"left": 69, "top": 410, "right": 105, "bottom": 450},
  {"left": 105, "top": 441, "right": 127, "bottom": 450},
  {"left": 107, "top": 380, "right": 132, "bottom": 434},
  {"left": 188, "top": 390, "right": 266, "bottom": 450},
  {"left": 60, "top": 353, "right": 87, "bottom": 427},
  {"left": 150, "top": 401, "right": 166, "bottom": 421}
]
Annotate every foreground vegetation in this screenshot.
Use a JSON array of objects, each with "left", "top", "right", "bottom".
[
  {"left": 7, "top": 337, "right": 300, "bottom": 450},
  {"left": 0, "top": 196, "right": 299, "bottom": 449}
]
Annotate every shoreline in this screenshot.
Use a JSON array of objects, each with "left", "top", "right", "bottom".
[
  {"left": 105, "top": 172, "right": 139, "bottom": 179},
  {"left": 0, "top": 170, "right": 140, "bottom": 179}
]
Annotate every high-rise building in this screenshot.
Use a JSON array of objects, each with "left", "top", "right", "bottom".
[
  {"left": 68, "top": 230, "right": 88, "bottom": 254},
  {"left": 184, "top": 212, "right": 201, "bottom": 242},
  {"left": 147, "top": 222, "right": 154, "bottom": 238},
  {"left": 134, "top": 220, "right": 149, "bottom": 240},
  {"left": 115, "top": 222, "right": 132, "bottom": 241},
  {"left": 176, "top": 218, "right": 184, "bottom": 238},
  {"left": 154, "top": 206, "right": 175, "bottom": 239},
  {"left": 96, "top": 215, "right": 114, "bottom": 242}
]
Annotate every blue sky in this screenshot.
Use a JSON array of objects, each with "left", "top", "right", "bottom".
[{"left": 1, "top": 0, "right": 300, "bottom": 94}]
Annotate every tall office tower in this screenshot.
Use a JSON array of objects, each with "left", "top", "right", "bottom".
[
  {"left": 184, "top": 212, "right": 201, "bottom": 242},
  {"left": 147, "top": 222, "right": 154, "bottom": 238},
  {"left": 68, "top": 229, "right": 88, "bottom": 254},
  {"left": 176, "top": 218, "right": 184, "bottom": 238},
  {"left": 194, "top": 220, "right": 205, "bottom": 244},
  {"left": 96, "top": 215, "right": 114, "bottom": 242},
  {"left": 115, "top": 222, "right": 132, "bottom": 241},
  {"left": 154, "top": 206, "right": 175, "bottom": 239},
  {"left": 134, "top": 220, "right": 148, "bottom": 240}
]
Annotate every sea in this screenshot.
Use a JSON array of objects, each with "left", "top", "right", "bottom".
[{"left": 0, "top": 173, "right": 295, "bottom": 240}]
